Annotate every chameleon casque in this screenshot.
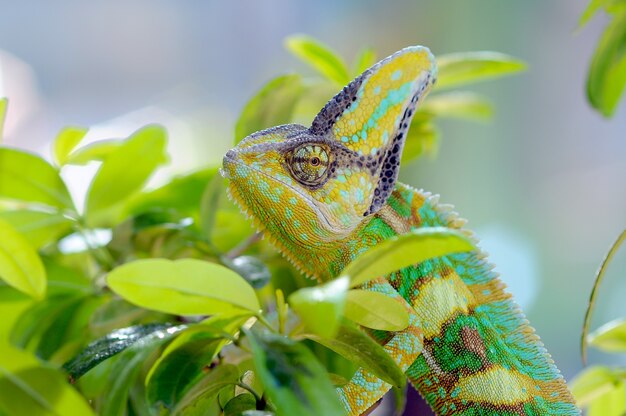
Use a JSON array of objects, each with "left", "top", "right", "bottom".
[{"left": 222, "top": 46, "right": 580, "bottom": 415}]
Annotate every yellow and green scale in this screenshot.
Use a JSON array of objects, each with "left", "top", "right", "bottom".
[{"left": 222, "top": 46, "right": 579, "bottom": 415}]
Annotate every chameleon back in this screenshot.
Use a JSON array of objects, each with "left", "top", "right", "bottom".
[{"left": 368, "top": 184, "right": 579, "bottom": 415}]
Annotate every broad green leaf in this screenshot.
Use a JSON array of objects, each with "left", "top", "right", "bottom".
[
  {"left": 586, "top": 10, "right": 626, "bottom": 117},
  {"left": 173, "top": 364, "right": 240, "bottom": 415},
  {"left": 401, "top": 120, "right": 439, "bottom": 163},
  {"left": 435, "top": 52, "right": 527, "bottom": 90},
  {"left": 351, "top": 47, "right": 377, "bottom": 77},
  {"left": 422, "top": 92, "right": 493, "bottom": 122},
  {"left": 234, "top": 74, "right": 304, "bottom": 144},
  {"left": 343, "top": 227, "right": 476, "bottom": 288},
  {"left": 199, "top": 175, "right": 223, "bottom": 240},
  {"left": 0, "top": 286, "right": 33, "bottom": 343},
  {"left": 570, "top": 365, "right": 621, "bottom": 406},
  {"left": 243, "top": 412, "right": 274, "bottom": 416},
  {"left": 62, "top": 323, "right": 180, "bottom": 381},
  {"left": 0, "top": 147, "right": 74, "bottom": 209},
  {"left": 53, "top": 126, "right": 88, "bottom": 166},
  {"left": 100, "top": 332, "right": 176, "bottom": 416},
  {"left": 0, "top": 218, "right": 46, "bottom": 299},
  {"left": 0, "top": 344, "right": 94, "bottom": 416},
  {"left": 146, "top": 315, "right": 249, "bottom": 408},
  {"left": 0, "top": 210, "right": 73, "bottom": 249},
  {"left": 300, "top": 321, "right": 406, "bottom": 388},
  {"left": 0, "top": 98, "right": 7, "bottom": 141},
  {"left": 64, "top": 139, "right": 123, "bottom": 165},
  {"left": 344, "top": 289, "right": 409, "bottom": 331},
  {"left": 588, "top": 379, "right": 626, "bottom": 416},
  {"left": 224, "top": 394, "right": 256, "bottom": 415},
  {"left": 288, "top": 276, "right": 349, "bottom": 338},
  {"left": 224, "top": 256, "right": 271, "bottom": 289},
  {"left": 582, "top": 229, "right": 626, "bottom": 364},
  {"left": 245, "top": 330, "right": 345, "bottom": 416},
  {"left": 11, "top": 293, "right": 103, "bottom": 362},
  {"left": 285, "top": 35, "right": 350, "bottom": 85},
  {"left": 85, "top": 125, "right": 168, "bottom": 226},
  {"left": 589, "top": 318, "right": 626, "bottom": 352},
  {"left": 126, "top": 167, "right": 218, "bottom": 218},
  {"left": 107, "top": 258, "right": 260, "bottom": 316}
]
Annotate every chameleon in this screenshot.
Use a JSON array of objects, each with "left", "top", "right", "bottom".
[{"left": 221, "top": 45, "right": 580, "bottom": 415}]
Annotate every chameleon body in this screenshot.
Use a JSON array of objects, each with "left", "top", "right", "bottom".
[{"left": 222, "top": 46, "right": 579, "bottom": 415}]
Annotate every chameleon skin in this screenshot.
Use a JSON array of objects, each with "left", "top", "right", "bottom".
[{"left": 222, "top": 46, "right": 579, "bottom": 415}]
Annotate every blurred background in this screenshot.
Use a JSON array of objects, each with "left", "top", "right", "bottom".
[{"left": 1, "top": 0, "right": 624, "bottom": 397}]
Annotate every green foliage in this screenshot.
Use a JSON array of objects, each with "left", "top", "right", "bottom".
[
  {"left": 580, "top": 0, "right": 626, "bottom": 116},
  {"left": 0, "top": 218, "right": 47, "bottom": 299},
  {"left": 0, "top": 35, "right": 521, "bottom": 415},
  {"left": 342, "top": 227, "right": 475, "bottom": 288},
  {"left": 53, "top": 126, "right": 89, "bottom": 167},
  {"left": 572, "top": 229, "right": 626, "bottom": 415},
  {"left": 245, "top": 329, "right": 345, "bottom": 416},
  {"left": 344, "top": 289, "right": 409, "bottom": 331}
]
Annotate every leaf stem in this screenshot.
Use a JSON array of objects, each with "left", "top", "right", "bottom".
[
  {"left": 581, "top": 229, "right": 626, "bottom": 365},
  {"left": 236, "top": 381, "right": 262, "bottom": 403}
]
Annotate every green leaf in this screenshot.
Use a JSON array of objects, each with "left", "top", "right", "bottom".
[
  {"left": 586, "top": 10, "right": 626, "bottom": 117},
  {"left": 588, "top": 379, "right": 626, "bottom": 416},
  {"left": 344, "top": 289, "right": 409, "bottom": 331},
  {"left": 0, "top": 210, "right": 73, "bottom": 249},
  {"left": 285, "top": 35, "right": 350, "bottom": 85},
  {"left": 224, "top": 394, "right": 256, "bottom": 415},
  {"left": 579, "top": 0, "right": 625, "bottom": 26},
  {"left": 0, "top": 218, "right": 47, "bottom": 299},
  {"left": 100, "top": 332, "right": 175, "bottom": 416},
  {"left": 0, "top": 147, "right": 74, "bottom": 209},
  {"left": 570, "top": 365, "right": 621, "bottom": 406},
  {"left": 146, "top": 316, "right": 249, "bottom": 408},
  {"left": 422, "top": 92, "right": 493, "bottom": 122},
  {"left": 107, "top": 258, "right": 260, "bottom": 316},
  {"left": 199, "top": 175, "right": 223, "bottom": 240},
  {"left": 173, "top": 364, "right": 240, "bottom": 415},
  {"left": 300, "top": 321, "right": 406, "bottom": 388},
  {"left": 53, "top": 126, "right": 88, "bottom": 166},
  {"left": 126, "top": 167, "right": 218, "bottom": 218},
  {"left": 224, "top": 256, "right": 271, "bottom": 289},
  {"left": 435, "top": 52, "right": 527, "bottom": 90},
  {"left": 589, "top": 318, "right": 626, "bottom": 352},
  {"left": 245, "top": 330, "right": 345, "bottom": 416},
  {"left": 401, "top": 120, "right": 439, "bottom": 163},
  {"left": 0, "top": 344, "right": 94, "bottom": 416},
  {"left": 234, "top": 74, "right": 304, "bottom": 144},
  {"left": 85, "top": 125, "right": 168, "bottom": 226},
  {"left": 64, "top": 139, "right": 123, "bottom": 165},
  {"left": 342, "top": 227, "right": 476, "bottom": 288},
  {"left": 582, "top": 229, "right": 626, "bottom": 364},
  {"left": 288, "top": 276, "right": 349, "bottom": 338},
  {"left": 62, "top": 323, "right": 180, "bottom": 381},
  {"left": 351, "top": 47, "right": 377, "bottom": 77},
  {"left": 0, "top": 98, "right": 7, "bottom": 141}
]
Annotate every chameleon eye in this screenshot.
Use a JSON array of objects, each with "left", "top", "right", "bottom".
[{"left": 286, "top": 144, "right": 331, "bottom": 187}]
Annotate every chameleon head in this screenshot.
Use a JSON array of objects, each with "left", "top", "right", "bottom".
[{"left": 222, "top": 46, "right": 437, "bottom": 250}]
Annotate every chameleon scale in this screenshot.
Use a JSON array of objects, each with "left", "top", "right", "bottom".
[{"left": 222, "top": 46, "right": 579, "bottom": 415}]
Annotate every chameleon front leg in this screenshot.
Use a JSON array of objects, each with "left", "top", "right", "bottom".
[{"left": 338, "top": 278, "right": 423, "bottom": 416}]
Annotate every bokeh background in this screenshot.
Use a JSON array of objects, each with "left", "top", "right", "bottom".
[{"left": 1, "top": 0, "right": 625, "bottom": 407}]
